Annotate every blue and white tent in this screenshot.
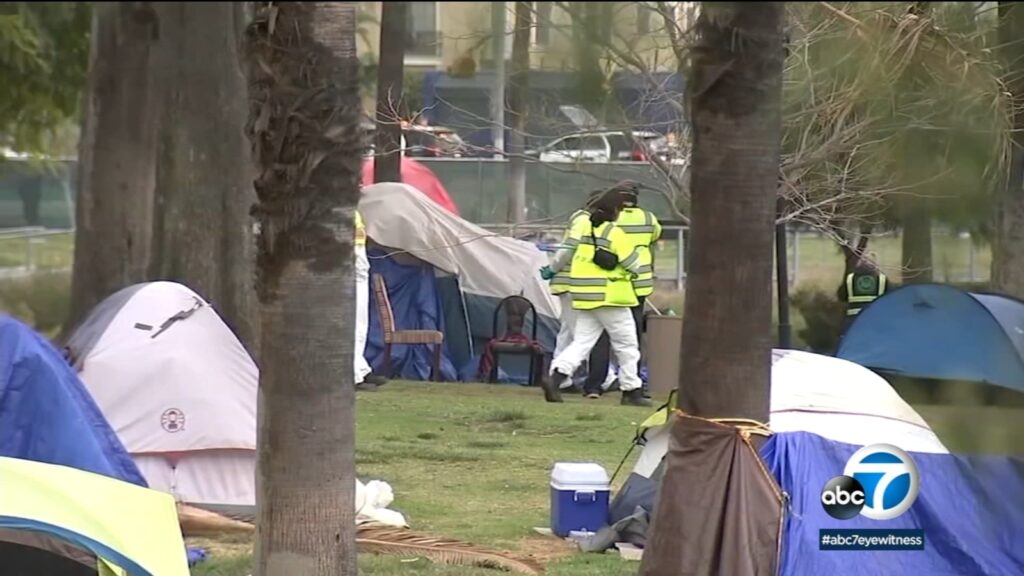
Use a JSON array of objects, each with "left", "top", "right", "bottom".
[
  {"left": 359, "top": 182, "right": 559, "bottom": 382},
  {"left": 0, "top": 315, "right": 145, "bottom": 486},
  {"left": 611, "top": 350, "right": 1024, "bottom": 574}
]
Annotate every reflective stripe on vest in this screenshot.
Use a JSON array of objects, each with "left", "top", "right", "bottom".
[
  {"left": 568, "top": 222, "right": 637, "bottom": 310},
  {"left": 616, "top": 208, "right": 657, "bottom": 296},
  {"left": 550, "top": 210, "right": 590, "bottom": 295},
  {"left": 845, "top": 272, "right": 886, "bottom": 316}
]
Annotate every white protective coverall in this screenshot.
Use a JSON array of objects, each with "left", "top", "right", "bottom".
[{"left": 354, "top": 220, "right": 373, "bottom": 385}]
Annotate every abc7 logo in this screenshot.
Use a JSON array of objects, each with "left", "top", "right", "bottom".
[{"left": 820, "top": 444, "right": 920, "bottom": 521}]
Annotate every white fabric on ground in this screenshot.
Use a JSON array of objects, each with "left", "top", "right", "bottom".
[
  {"left": 355, "top": 479, "right": 407, "bottom": 527},
  {"left": 551, "top": 307, "right": 641, "bottom": 391},
  {"left": 354, "top": 244, "right": 372, "bottom": 384}
]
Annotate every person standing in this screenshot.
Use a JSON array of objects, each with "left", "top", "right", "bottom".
[
  {"left": 837, "top": 252, "right": 889, "bottom": 336},
  {"left": 354, "top": 209, "right": 387, "bottom": 391},
  {"left": 581, "top": 183, "right": 662, "bottom": 399},
  {"left": 540, "top": 189, "right": 651, "bottom": 407},
  {"left": 545, "top": 191, "right": 603, "bottom": 358}
]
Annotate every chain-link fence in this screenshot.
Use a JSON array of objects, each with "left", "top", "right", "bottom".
[{"left": 480, "top": 222, "right": 990, "bottom": 294}]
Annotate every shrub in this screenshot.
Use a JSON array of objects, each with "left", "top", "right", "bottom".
[
  {"left": 0, "top": 271, "right": 71, "bottom": 337},
  {"left": 790, "top": 287, "right": 844, "bottom": 354}
]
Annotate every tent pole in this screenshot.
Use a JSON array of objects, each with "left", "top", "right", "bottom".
[{"left": 776, "top": 196, "right": 792, "bottom": 349}]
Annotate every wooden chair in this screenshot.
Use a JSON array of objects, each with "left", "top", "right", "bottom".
[{"left": 372, "top": 274, "right": 444, "bottom": 381}]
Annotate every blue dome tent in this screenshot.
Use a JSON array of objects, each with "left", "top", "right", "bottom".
[
  {"left": 836, "top": 283, "right": 1024, "bottom": 393},
  {"left": 0, "top": 315, "right": 145, "bottom": 485}
]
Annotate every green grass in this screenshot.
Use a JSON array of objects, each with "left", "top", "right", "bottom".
[
  {"left": 189, "top": 382, "right": 654, "bottom": 576},
  {"left": 0, "top": 231, "right": 73, "bottom": 269}
]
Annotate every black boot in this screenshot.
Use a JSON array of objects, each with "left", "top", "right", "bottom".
[
  {"left": 364, "top": 373, "right": 388, "bottom": 386},
  {"left": 620, "top": 388, "right": 652, "bottom": 407},
  {"left": 541, "top": 371, "right": 567, "bottom": 403}
]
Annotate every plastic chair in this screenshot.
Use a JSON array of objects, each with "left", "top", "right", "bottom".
[{"left": 487, "top": 295, "right": 546, "bottom": 386}]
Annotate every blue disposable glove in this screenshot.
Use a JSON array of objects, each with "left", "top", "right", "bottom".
[{"left": 539, "top": 266, "right": 555, "bottom": 280}]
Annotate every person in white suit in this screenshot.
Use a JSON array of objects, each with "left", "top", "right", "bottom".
[{"left": 355, "top": 209, "right": 386, "bottom": 391}]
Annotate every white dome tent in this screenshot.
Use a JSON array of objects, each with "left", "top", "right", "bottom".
[
  {"left": 64, "top": 282, "right": 257, "bottom": 516},
  {"left": 621, "top": 349, "right": 948, "bottom": 524}
]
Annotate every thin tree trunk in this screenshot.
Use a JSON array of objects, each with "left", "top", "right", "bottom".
[
  {"left": 67, "top": 2, "right": 160, "bottom": 332},
  {"left": 373, "top": 1, "right": 406, "bottom": 183},
  {"left": 901, "top": 207, "right": 933, "bottom": 283},
  {"left": 244, "top": 3, "right": 360, "bottom": 575},
  {"left": 148, "top": 2, "right": 259, "bottom": 354},
  {"left": 993, "top": 1, "right": 1024, "bottom": 297},
  {"left": 641, "top": 3, "right": 784, "bottom": 574},
  {"left": 507, "top": 1, "right": 530, "bottom": 224}
]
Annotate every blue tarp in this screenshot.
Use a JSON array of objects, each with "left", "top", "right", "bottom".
[
  {"left": 365, "top": 248, "right": 558, "bottom": 384},
  {"left": 837, "top": 284, "right": 1024, "bottom": 392},
  {"left": 0, "top": 315, "right": 146, "bottom": 486},
  {"left": 761, "top": 431, "right": 1024, "bottom": 576},
  {"left": 366, "top": 249, "right": 459, "bottom": 381}
]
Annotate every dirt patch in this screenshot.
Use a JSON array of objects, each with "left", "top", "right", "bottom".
[{"left": 513, "top": 535, "right": 578, "bottom": 564}]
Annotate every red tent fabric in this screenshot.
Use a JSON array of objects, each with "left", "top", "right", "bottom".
[{"left": 362, "top": 157, "right": 460, "bottom": 216}]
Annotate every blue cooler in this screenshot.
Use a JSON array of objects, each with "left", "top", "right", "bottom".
[{"left": 549, "top": 462, "right": 610, "bottom": 537}]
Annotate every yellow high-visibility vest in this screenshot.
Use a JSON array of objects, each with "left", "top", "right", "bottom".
[
  {"left": 355, "top": 210, "right": 366, "bottom": 246},
  {"left": 615, "top": 207, "right": 662, "bottom": 297},
  {"left": 568, "top": 221, "right": 644, "bottom": 310},
  {"left": 550, "top": 209, "right": 590, "bottom": 295},
  {"left": 845, "top": 272, "right": 887, "bottom": 316}
]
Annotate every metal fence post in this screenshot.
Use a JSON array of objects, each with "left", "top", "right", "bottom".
[
  {"left": 676, "top": 226, "right": 685, "bottom": 291},
  {"left": 968, "top": 237, "right": 976, "bottom": 282},
  {"left": 791, "top": 228, "right": 800, "bottom": 287}
]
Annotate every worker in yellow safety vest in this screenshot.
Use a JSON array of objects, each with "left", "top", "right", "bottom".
[
  {"left": 539, "top": 188, "right": 651, "bottom": 407},
  {"left": 354, "top": 210, "right": 387, "bottom": 391},
  {"left": 583, "top": 182, "right": 662, "bottom": 399},
  {"left": 545, "top": 189, "right": 604, "bottom": 360},
  {"left": 837, "top": 252, "right": 889, "bottom": 336}
]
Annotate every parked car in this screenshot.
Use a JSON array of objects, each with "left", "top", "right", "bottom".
[{"left": 526, "top": 130, "right": 670, "bottom": 163}]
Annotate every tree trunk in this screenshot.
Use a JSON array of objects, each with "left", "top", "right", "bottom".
[
  {"left": 148, "top": 2, "right": 259, "bottom": 355},
  {"left": 244, "top": 3, "right": 361, "bottom": 575},
  {"left": 67, "top": 2, "right": 160, "bottom": 331},
  {"left": 901, "top": 206, "right": 933, "bottom": 283},
  {"left": 641, "top": 3, "right": 784, "bottom": 574},
  {"left": 507, "top": 1, "right": 530, "bottom": 224},
  {"left": 373, "top": 1, "right": 406, "bottom": 183},
  {"left": 993, "top": 1, "right": 1024, "bottom": 297}
]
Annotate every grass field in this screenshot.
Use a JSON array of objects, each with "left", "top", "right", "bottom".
[{"left": 190, "top": 382, "right": 656, "bottom": 576}]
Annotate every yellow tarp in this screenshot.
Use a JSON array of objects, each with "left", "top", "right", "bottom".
[{"left": 0, "top": 456, "right": 189, "bottom": 576}]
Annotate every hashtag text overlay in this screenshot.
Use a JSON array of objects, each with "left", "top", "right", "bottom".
[{"left": 819, "top": 529, "right": 925, "bottom": 551}]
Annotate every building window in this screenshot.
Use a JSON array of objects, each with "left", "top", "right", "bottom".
[
  {"left": 405, "top": 2, "right": 440, "bottom": 57},
  {"left": 533, "top": 2, "right": 552, "bottom": 45},
  {"left": 637, "top": 3, "right": 651, "bottom": 34}
]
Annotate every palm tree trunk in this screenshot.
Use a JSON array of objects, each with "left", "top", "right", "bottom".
[
  {"left": 373, "top": 1, "right": 406, "bottom": 183},
  {"left": 243, "top": 3, "right": 361, "bottom": 575},
  {"left": 67, "top": 2, "right": 159, "bottom": 331},
  {"left": 148, "top": 2, "right": 259, "bottom": 354},
  {"left": 507, "top": 1, "right": 530, "bottom": 224},
  {"left": 993, "top": 1, "right": 1024, "bottom": 297},
  {"left": 641, "top": 3, "right": 785, "bottom": 574}
]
